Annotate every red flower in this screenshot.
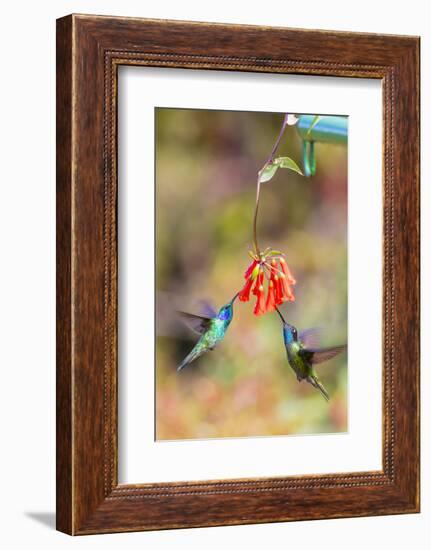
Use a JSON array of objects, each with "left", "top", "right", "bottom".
[
  {"left": 238, "top": 251, "right": 296, "bottom": 316},
  {"left": 274, "top": 275, "right": 286, "bottom": 304},
  {"left": 244, "top": 259, "right": 259, "bottom": 279},
  {"left": 253, "top": 280, "right": 266, "bottom": 316},
  {"left": 271, "top": 259, "right": 295, "bottom": 304},
  {"left": 279, "top": 257, "right": 296, "bottom": 284},
  {"left": 280, "top": 273, "right": 295, "bottom": 301},
  {"left": 239, "top": 261, "right": 260, "bottom": 302},
  {"left": 238, "top": 276, "right": 254, "bottom": 302},
  {"left": 252, "top": 269, "right": 264, "bottom": 296},
  {"left": 265, "top": 279, "right": 276, "bottom": 312}
]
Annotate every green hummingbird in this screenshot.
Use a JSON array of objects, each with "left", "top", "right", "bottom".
[
  {"left": 275, "top": 307, "right": 347, "bottom": 401},
  {"left": 177, "top": 293, "right": 238, "bottom": 372}
]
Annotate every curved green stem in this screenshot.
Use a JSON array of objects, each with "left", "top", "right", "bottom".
[
  {"left": 252, "top": 114, "right": 290, "bottom": 255},
  {"left": 252, "top": 175, "right": 262, "bottom": 255}
]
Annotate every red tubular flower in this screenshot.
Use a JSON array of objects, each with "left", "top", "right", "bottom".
[
  {"left": 239, "top": 260, "right": 260, "bottom": 302},
  {"left": 280, "top": 273, "right": 295, "bottom": 301},
  {"left": 238, "top": 276, "right": 254, "bottom": 302},
  {"left": 265, "top": 279, "right": 276, "bottom": 312},
  {"left": 252, "top": 269, "right": 264, "bottom": 296},
  {"left": 253, "top": 281, "right": 266, "bottom": 316},
  {"left": 279, "top": 257, "right": 296, "bottom": 284},
  {"left": 274, "top": 274, "right": 287, "bottom": 305},
  {"left": 238, "top": 250, "right": 296, "bottom": 316},
  {"left": 244, "top": 259, "right": 259, "bottom": 279}
]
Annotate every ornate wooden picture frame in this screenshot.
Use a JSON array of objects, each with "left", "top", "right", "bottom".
[{"left": 56, "top": 14, "right": 420, "bottom": 535}]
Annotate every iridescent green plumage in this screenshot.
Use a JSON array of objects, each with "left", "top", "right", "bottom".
[
  {"left": 276, "top": 307, "right": 346, "bottom": 401},
  {"left": 177, "top": 294, "right": 237, "bottom": 371}
]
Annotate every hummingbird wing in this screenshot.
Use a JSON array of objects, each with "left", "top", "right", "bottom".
[
  {"left": 177, "top": 311, "right": 213, "bottom": 335},
  {"left": 303, "top": 344, "right": 347, "bottom": 365},
  {"left": 198, "top": 300, "right": 218, "bottom": 318},
  {"left": 299, "top": 328, "right": 321, "bottom": 348}
]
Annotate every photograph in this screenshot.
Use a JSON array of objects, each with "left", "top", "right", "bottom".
[
  {"left": 0, "top": 0, "right": 424, "bottom": 545},
  {"left": 155, "top": 108, "right": 348, "bottom": 441},
  {"left": 51, "top": 11, "right": 420, "bottom": 537}
]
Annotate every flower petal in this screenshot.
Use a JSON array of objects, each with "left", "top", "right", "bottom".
[
  {"left": 279, "top": 257, "right": 296, "bottom": 284},
  {"left": 252, "top": 270, "right": 264, "bottom": 296},
  {"left": 265, "top": 280, "right": 276, "bottom": 312},
  {"left": 238, "top": 277, "right": 253, "bottom": 302},
  {"left": 253, "top": 284, "right": 266, "bottom": 316},
  {"left": 244, "top": 259, "right": 258, "bottom": 280}
]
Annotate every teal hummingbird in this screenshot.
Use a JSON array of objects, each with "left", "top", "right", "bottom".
[
  {"left": 276, "top": 307, "right": 347, "bottom": 401},
  {"left": 177, "top": 293, "right": 238, "bottom": 371}
]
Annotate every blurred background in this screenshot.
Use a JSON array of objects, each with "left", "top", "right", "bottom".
[{"left": 155, "top": 108, "right": 347, "bottom": 440}]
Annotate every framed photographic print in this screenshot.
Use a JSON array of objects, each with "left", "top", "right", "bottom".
[{"left": 56, "top": 14, "right": 420, "bottom": 535}]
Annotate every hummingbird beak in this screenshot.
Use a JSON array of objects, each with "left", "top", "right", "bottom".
[
  {"left": 230, "top": 292, "right": 240, "bottom": 305},
  {"left": 275, "top": 305, "right": 286, "bottom": 324}
]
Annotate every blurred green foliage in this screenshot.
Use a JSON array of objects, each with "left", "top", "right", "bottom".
[{"left": 155, "top": 108, "right": 347, "bottom": 440}]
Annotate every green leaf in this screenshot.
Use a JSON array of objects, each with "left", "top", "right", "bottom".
[
  {"left": 276, "top": 156, "right": 303, "bottom": 176},
  {"left": 259, "top": 162, "right": 279, "bottom": 183},
  {"left": 267, "top": 249, "right": 283, "bottom": 256},
  {"left": 260, "top": 155, "right": 303, "bottom": 183},
  {"left": 305, "top": 115, "right": 322, "bottom": 138}
]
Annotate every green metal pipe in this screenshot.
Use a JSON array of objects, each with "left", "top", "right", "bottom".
[
  {"left": 296, "top": 115, "right": 348, "bottom": 177},
  {"left": 296, "top": 115, "right": 348, "bottom": 144}
]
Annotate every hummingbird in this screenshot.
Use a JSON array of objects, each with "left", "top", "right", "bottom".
[
  {"left": 176, "top": 293, "right": 238, "bottom": 372},
  {"left": 275, "top": 307, "right": 347, "bottom": 401}
]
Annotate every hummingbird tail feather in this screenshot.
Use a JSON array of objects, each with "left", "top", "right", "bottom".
[
  {"left": 308, "top": 375, "right": 330, "bottom": 401},
  {"left": 177, "top": 348, "right": 203, "bottom": 372}
]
